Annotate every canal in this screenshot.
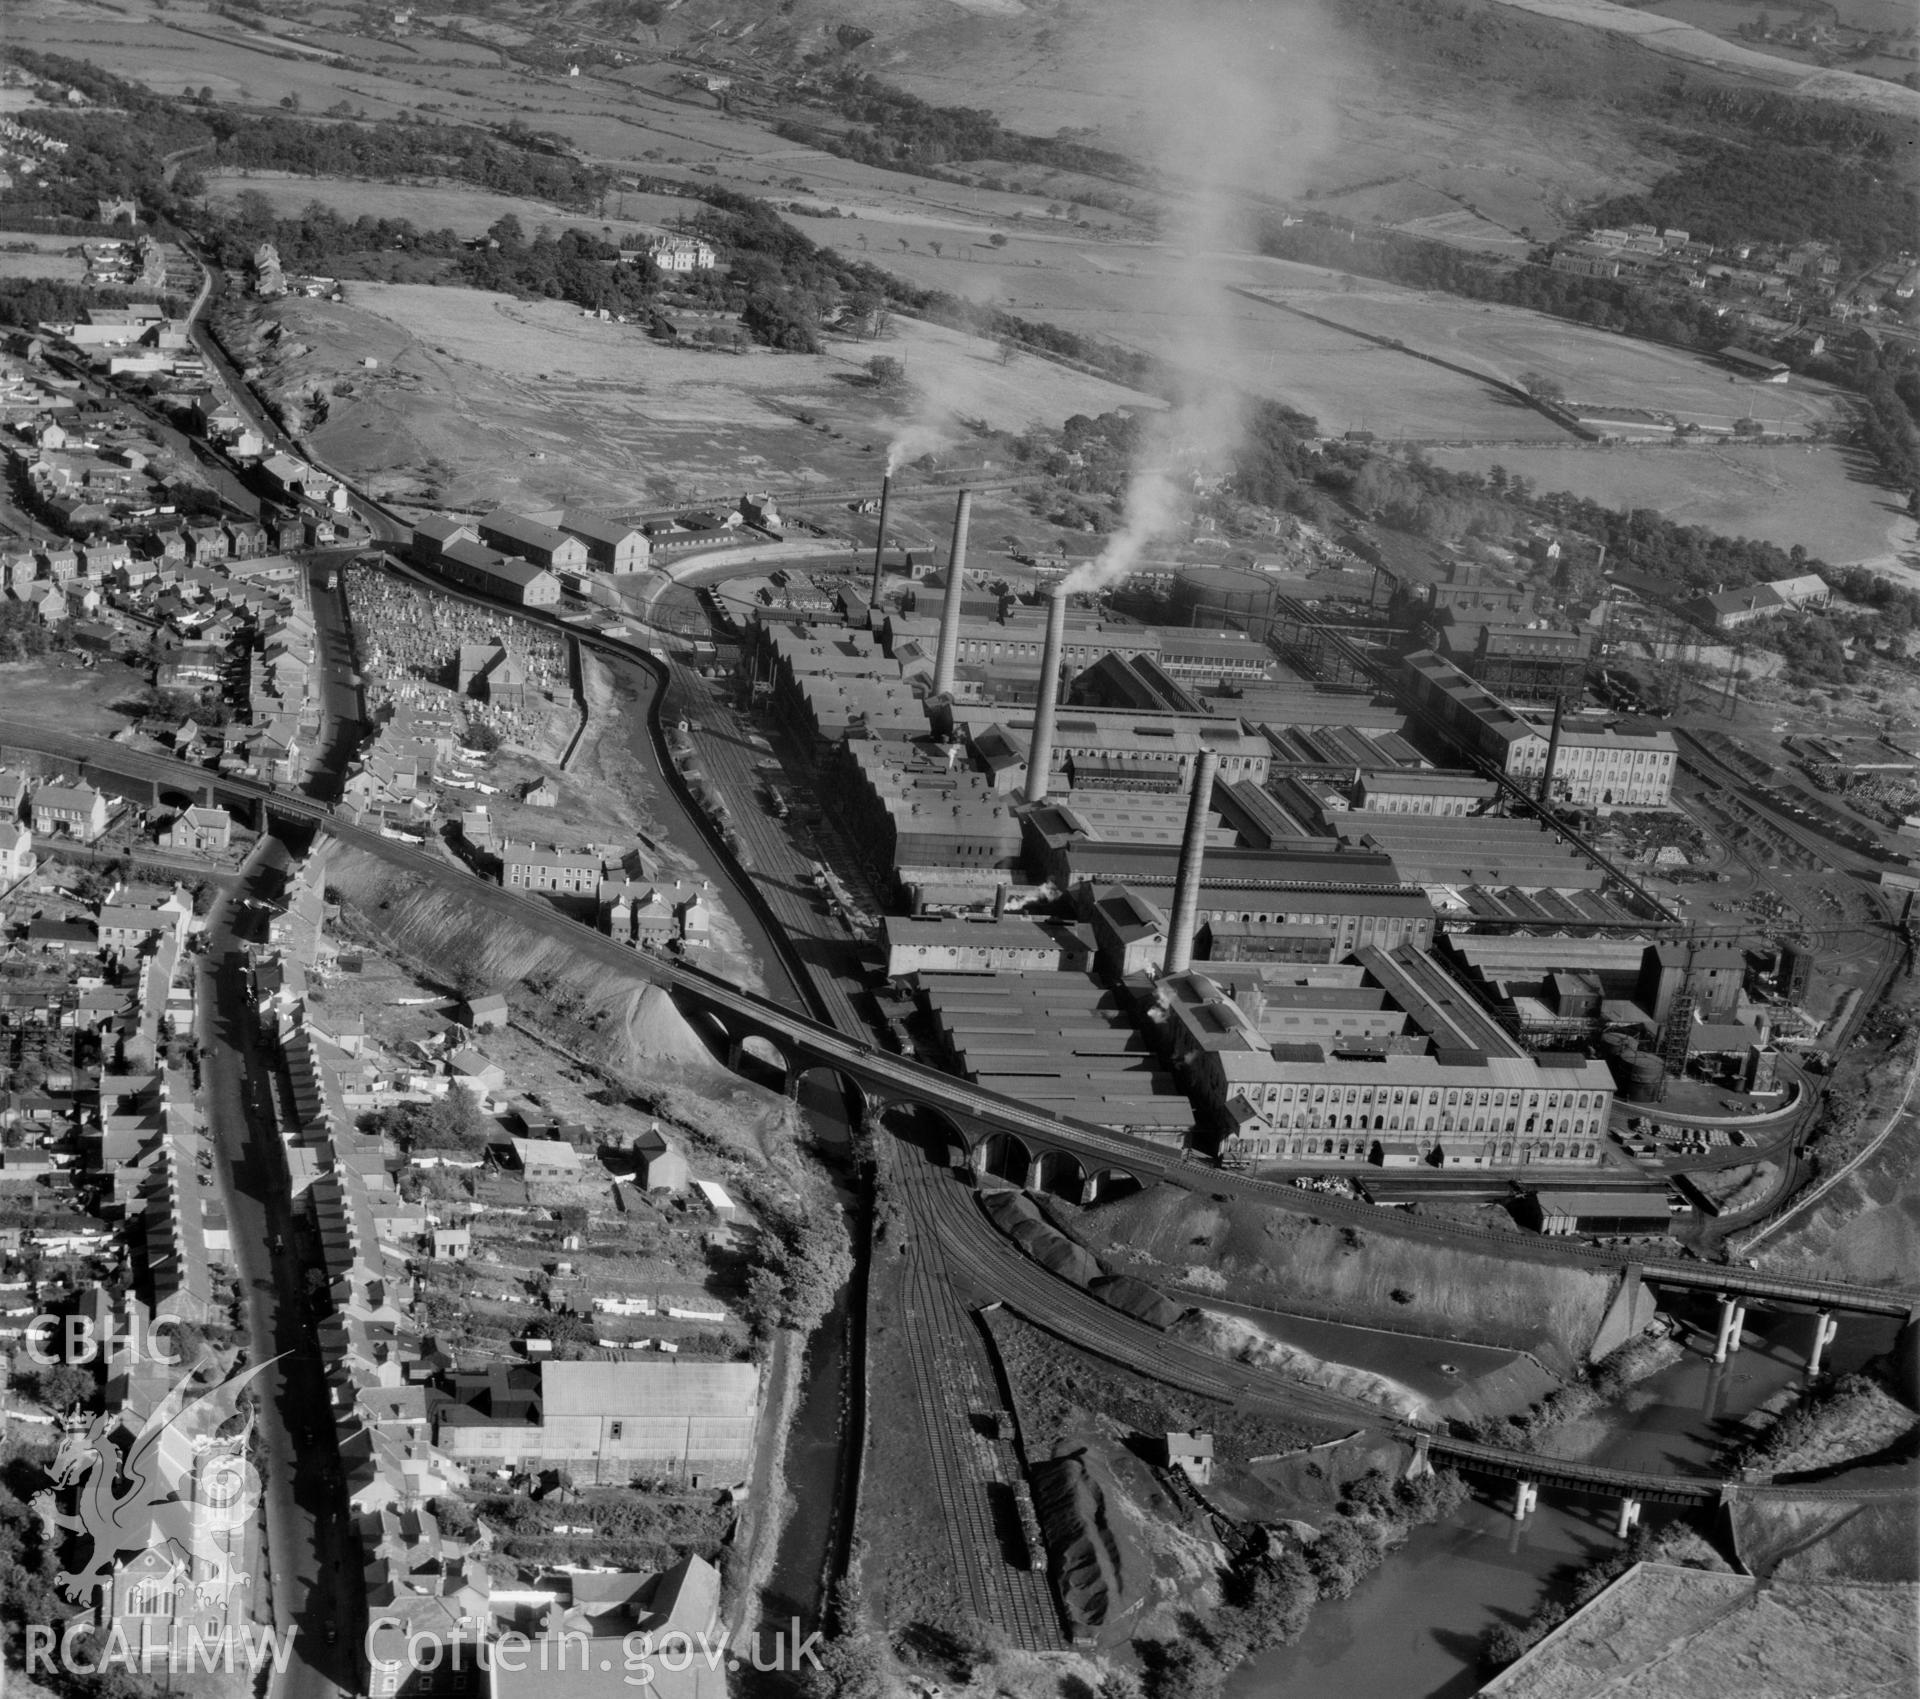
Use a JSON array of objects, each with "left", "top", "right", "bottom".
[{"left": 1226, "top": 1293, "right": 1901, "bottom": 1697}]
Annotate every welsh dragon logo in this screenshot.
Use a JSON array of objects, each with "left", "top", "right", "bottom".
[{"left": 32, "top": 1353, "right": 277, "bottom": 1610}]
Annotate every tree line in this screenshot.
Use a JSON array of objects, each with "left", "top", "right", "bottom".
[
  {"left": 1584, "top": 136, "right": 1917, "bottom": 270},
  {"left": 204, "top": 112, "right": 600, "bottom": 208},
  {"left": 781, "top": 69, "right": 1143, "bottom": 185}
]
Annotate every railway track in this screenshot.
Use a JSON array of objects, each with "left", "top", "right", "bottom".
[
  {"left": 890, "top": 1208, "right": 1063, "bottom": 1649},
  {"left": 890, "top": 1119, "right": 1390, "bottom": 1425}
]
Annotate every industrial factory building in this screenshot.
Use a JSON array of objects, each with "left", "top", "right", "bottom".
[
  {"left": 1353, "top": 770, "right": 1497, "bottom": 815},
  {"left": 883, "top": 606, "right": 1273, "bottom": 689},
  {"left": 409, "top": 520, "right": 564, "bottom": 606},
  {"left": 1433, "top": 619, "right": 1593, "bottom": 705},
  {"left": 1162, "top": 944, "right": 1615, "bottom": 1169},
  {"left": 883, "top": 914, "right": 1093, "bottom": 978},
  {"left": 960, "top": 707, "right": 1272, "bottom": 793},
  {"left": 835, "top": 739, "right": 1028, "bottom": 898},
  {"left": 1401, "top": 650, "right": 1676, "bottom": 808},
  {"left": 921, "top": 972, "right": 1195, "bottom": 1140},
  {"left": 1334, "top": 814, "right": 1608, "bottom": 890}
]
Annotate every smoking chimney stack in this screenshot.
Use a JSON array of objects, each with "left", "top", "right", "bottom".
[
  {"left": 867, "top": 472, "right": 893, "bottom": 609},
  {"left": 1022, "top": 585, "right": 1069, "bottom": 806},
  {"left": 1163, "top": 749, "right": 1219, "bottom": 976},
  {"left": 931, "top": 489, "right": 972, "bottom": 698}
]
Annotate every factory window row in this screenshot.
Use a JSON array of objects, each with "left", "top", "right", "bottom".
[
  {"left": 1254, "top": 1109, "right": 1599, "bottom": 1138},
  {"left": 1233, "top": 1135, "right": 1600, "bottom": 1163},
  {"left": 1266, "top": 1084, "right": 1602, "bottom": 1111}
]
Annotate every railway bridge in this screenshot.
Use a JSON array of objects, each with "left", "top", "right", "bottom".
[
  {"left": 1408, "top": 1428, "right": 1915, "bottom": 1538},
  {"left": 8, "top": 721, "right": 1919, "bottom": 1321},
  {"left": 666, "top": 978, "right": 1153, "bottom": 1203}
]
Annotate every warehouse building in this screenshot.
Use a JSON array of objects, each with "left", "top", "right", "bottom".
[
  {"left": 1401, "top": 650, "right": 1675, "bottom": 807},
  {"left": 434, "top": 1360, "right": 759, "bottom": 1484},
  {"left": 478, "top": 510, "right": 591, "bottom": 574},
  {"left": 1353, "top": 770, "right": 1496, "bottom": 815},
  {"left": 921, "top": 972, "right": 1194, "bottom": 1142},
  {"left": 557, "top": 510, "right": 648, "bottom": 571},
  {"left": 883, "top": 606, "right": 1272, "bottom": 687},
  {"left": 1162, "top": 943, "right": 1614, "bottom": 1169},
  {"left": 1528, "top": 1190, "right": 1676, "bottom": 1237},
  {"left": 835, "top": 739, "right": 1029, "bottom": 899},
  {"left": 1335, "top": 814, "right": 1608, "bottom": 890},
  {"left": 427, "top": 538, "right": 562, "bottom": 607},
  {"left": 959, "top": 707, "right": 1271, "bottom": 794},
  {"left": 883, "top": 914, "right": 1093, "bottom": 978}
]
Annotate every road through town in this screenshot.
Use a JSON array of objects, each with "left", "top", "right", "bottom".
[{"left": 196, "top": 840, "right": 357, "bottom": 1699}]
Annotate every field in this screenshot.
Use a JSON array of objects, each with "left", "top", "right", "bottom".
[
  {"left": 1428, "top": 441, "right": 1919, "bottom": 568},
  {"left": 1637, "top": 0, "right": 1920, "bottom": 87},
  {"left": 1255, "top": 280, "right": 1850, "bottom": 436},
  {"left": 0, "top": 249, "right": 85, "bottom": 282},
  {"left": 240, "top": 280, "right": 1160, "bottom": 513}
]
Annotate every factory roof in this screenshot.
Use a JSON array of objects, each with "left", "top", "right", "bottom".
[
  {"left": 1196, "top": 886, "right": 1437, "bottom": 920},
  {"left": 482, "top": 509, "right": 573, "bottom": 553},
  {"left": 1212, "top": 1046, "right": 1615, "bottom": 1090},
  {"left": 1445, "top": 935, "right": 1656, "bottom": 973},
  {"left": 557, "top": 510, "right": 642, "bottom": 548},
  {"left": 961, "top": 707, "right": 1268, "bottom": 763},
  {"left": 539, "top": 1360, "right": 758, "bottom": 1419},
  {"left": 1361, "top": 770, "right": 1496, "bottom": 796},
  {"left": 1534, "top": 1191, "right": 1676, "bottom": 1219},
  {"left": 882, "top": 915, "right": 1076, "bottom": 951},
  {"left": 440, "top": 540, "right": 555, "bottom": 588},
  {"left": 1403, "top": 649, "right": 1539, "bottom": 745},
  {"left": 1357, "top": 942, "right": 1522, "bottom": 1055},
  {"left": 1090, "top": 884, "right": 1168, "bottom": 942}
]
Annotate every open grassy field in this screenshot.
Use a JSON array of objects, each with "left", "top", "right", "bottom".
[
  {"left": 243, "top": 280, "right": 1158, "bottom": 512},
  {"left": 0, "top": 248, "right": 85, "bottom": 282},
  {"left": 1254, "top": 279, "right": 1850, "bottom": 436},
  {"left": 1428, "top": 441, "right": 1920, "bottom": 568},
  {"left": 1620, "top": 0, "right": 1920, "bottom": 88}
]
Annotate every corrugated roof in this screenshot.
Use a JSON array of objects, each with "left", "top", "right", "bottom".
[{"left": 540, "top": 1361, "right": 758, "bottom": 1419}]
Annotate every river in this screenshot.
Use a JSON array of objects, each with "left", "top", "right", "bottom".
[{"left": 1227, "top": 1293, "right": 1901, "bottom": 1698}]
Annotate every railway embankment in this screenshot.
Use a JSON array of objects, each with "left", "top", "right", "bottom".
[{"left": 1062, "top": 1185, "right": 1616, "bottom": 1376}]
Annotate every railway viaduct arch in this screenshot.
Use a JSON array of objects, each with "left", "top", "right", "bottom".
[{"left": 665, "top": 986, "right": 1145, "bottom": 1201}]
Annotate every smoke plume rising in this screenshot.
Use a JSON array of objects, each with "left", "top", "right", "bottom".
[
  {"left": 1059, "top": 1, "right": 1336, "bottom": 597},
  {"left": 885, "top": 424, "right": 949, "bottom": 476}
]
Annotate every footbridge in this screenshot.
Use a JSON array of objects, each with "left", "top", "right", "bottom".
[{"left": 8, "top": 721, "right": 1919, "bottom": 1323}]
